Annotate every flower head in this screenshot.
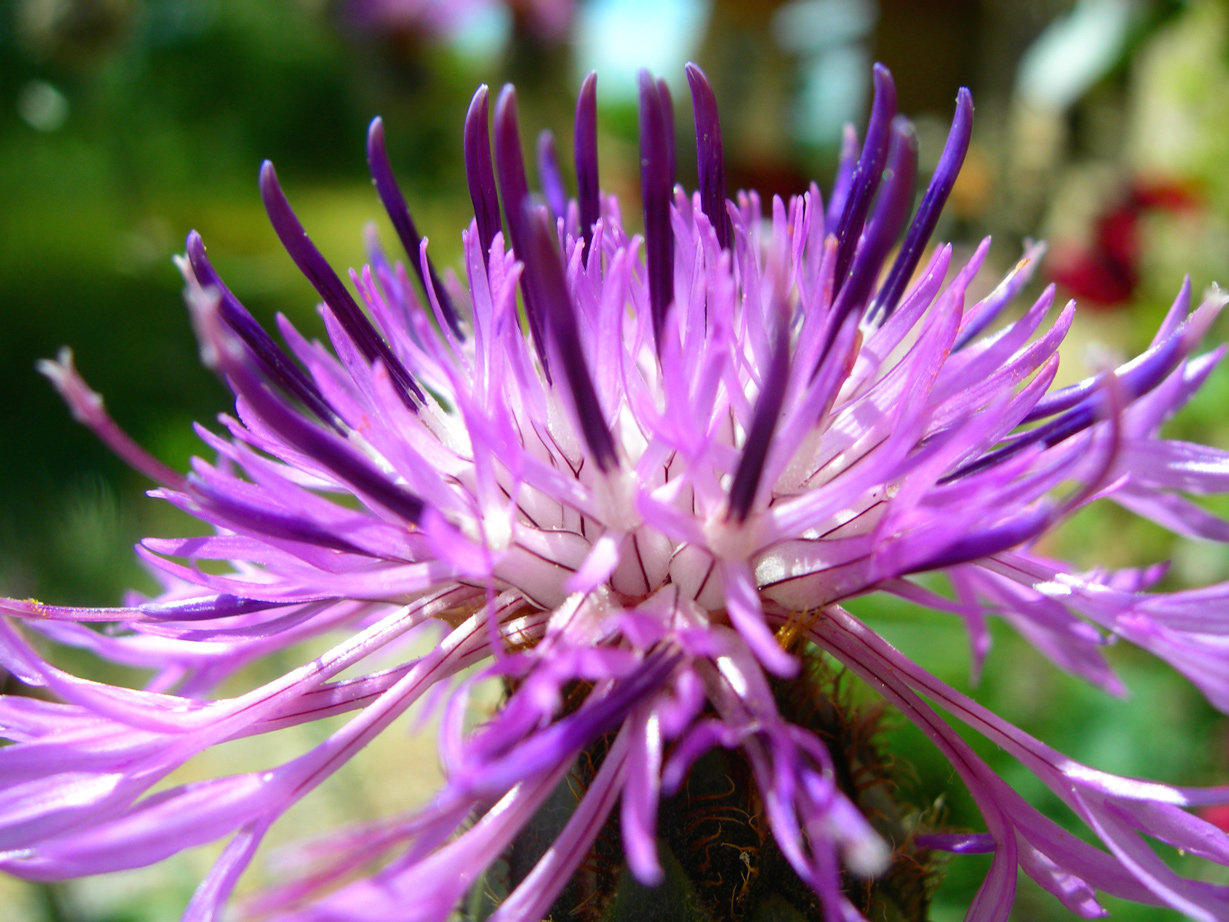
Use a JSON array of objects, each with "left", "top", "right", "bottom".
[{"left": 5, "top": 64, "right": 1229, "bottom": 921}]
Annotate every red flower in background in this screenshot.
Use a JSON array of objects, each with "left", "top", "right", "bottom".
[{"left": 1049, "top": 180, "right": 1201, "bottom": 306}]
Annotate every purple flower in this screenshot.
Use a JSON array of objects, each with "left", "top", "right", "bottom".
[{"left": 5, "top": 63, "right": 1229, "bottom": 921}]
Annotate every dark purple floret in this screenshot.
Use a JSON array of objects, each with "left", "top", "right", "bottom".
[
  {"left": 728, "top": 311, "right": 792, "bottom": 522},
  {"left": 259, "top": 161, "right": 424, "bottom": 409},
  {"left": 914, "top": 834, "right": 997, "bottom": 855},
  {"left": 492, "top": 85, "right": 532, "bottom": 240},
  {"left": 464, "top": 85, "right": 502, "bottom": 266},
  {"left": 493, "top": 85, "right": 551, "bottom": 377},
  {"left": 138, "top": 594, "right": 282, "bottom": 621},
  {"left": 227, "top": 358, "right": 427, "bottom": 526},
  {"left": 1012, "top": 332, "right": 1186, "bottom": 443},
  {"left": 520, "top": 204, "right": 618, "bottom": 471},
  {"left": 839, "top": 120, "right": 918, "bottom": 322},
  {"left": 685, "top": 63, "right": 731, "bottom": 250},
  {"left": 827, "top": 126, "right": 859, "bottom": 231},
  {"left": 465, "top": 648, "right": 679, "bottom": 796},
  {"left": 0, "top": 592, "right": 283, "bottom": 622},
  {"left": 833, "top": 65, "right": 898, "bottom": 291},
  {"left": 367, "top": 118, "right": 463, "bottom": 340},
  {"left": 1022, "top": 278, "right": 1191, "bottom": 422},
  {"left": 638, "top": 70, "right": 676, "bottom": 354},
  {"left": 188, "top": 476, "right": 373, "bottom": 557},
  {"left": 870, "top": 87, "right": 973, "bottom": 323},
  {"left": 536, "top": 130, "right": 569, "bottom": 222},
  {"left": 574, "top": 71, "right": 600, "bottom": 251},
  {"left": 946, "top": 304, "right": 1204, "bottom": 483},
  {"left": 186, "top": 232, "right": 344, "bottom": 433},
  {"left": 952, "top": 292, "right": 1008, "bottom": 351},
  {"left": 818, "top": 119, "right": 917, "bottom": 370},
  {"left": 657, "top": 78, "right": 677, "bottom": 190},
  {"left": 914, "top": 506, "right": 1051, "bottom": 572}
]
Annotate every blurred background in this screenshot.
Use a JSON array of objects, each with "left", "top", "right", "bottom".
[{"left": 1, "top": 0, "right": 1228, "bottom": 919}]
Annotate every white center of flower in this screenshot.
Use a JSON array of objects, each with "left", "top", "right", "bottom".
[
  {"left": 592, "top": 467, "right": 642, "bottom": 533},
  {"left": 703, "top": 513, "right": 759, "bottom": 562}
]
